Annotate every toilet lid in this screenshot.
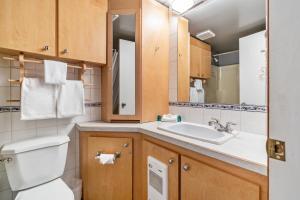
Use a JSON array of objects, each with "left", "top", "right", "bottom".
[{"left": 15, "top": 178, "right": 74, "bottom": 200}]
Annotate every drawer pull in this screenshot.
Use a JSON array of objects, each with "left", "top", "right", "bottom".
[
  {"left": 168, "top": 158, "right": 175, "bottom": 165},
  {"left": 123, "top": 143, "right": 129, "bottom": 148}
]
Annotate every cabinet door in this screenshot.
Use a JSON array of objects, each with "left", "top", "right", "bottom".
[
  {"left": 190, "top": 44, "right": 201, "bottom": 77},
  {"left": 58, "top": 0, "right": 107, "bottom": 63},
  {"left": 200, "top": 48, "right": 211, "bottom": 78},
  {"left": 181, "top": 156, "right": 260, "bottom": 200},
  {"left": 177, "top": 17, "right": 190, "bottom": 102},
  {"left": 141, "top": 0, "right": 169, "bottom": 121},
  {"left": 142, "top": 140, "right": 179, "bottom": 200},
  {"left": 86, "top": 137, "right": 132, "bottom": 200},
  {"left": 0, "top": 0, "right": 56, "bottom": 56}
]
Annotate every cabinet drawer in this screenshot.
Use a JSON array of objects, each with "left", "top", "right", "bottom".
[{"left": 86, "top": 136, "right": 132, "bottom": 200}]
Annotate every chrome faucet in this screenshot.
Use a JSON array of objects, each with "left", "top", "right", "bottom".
[{"left": 208, "top": 118, "right": 237, "bottom": 134}]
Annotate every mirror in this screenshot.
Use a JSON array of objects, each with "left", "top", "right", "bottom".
[
  {"left": 112, "top": 14, "right": 136, "bottom": 115},
  {"left": 173, "top": 0, "right": 266, "bottom": 106}
]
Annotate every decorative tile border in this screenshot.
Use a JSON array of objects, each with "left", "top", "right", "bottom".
[
  {"left": 0, "top": 102, "right": 102, "bottom": 113},
  {"left": 169, "top": 102, "right": 267, "bottom": 113}
]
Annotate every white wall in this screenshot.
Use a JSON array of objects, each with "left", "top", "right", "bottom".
[
  {"left": 0, "top": 54, "right": 101, "bottom": 199},
  {"left": 239, "top": 30, "right": 267, "bottom": 105}
]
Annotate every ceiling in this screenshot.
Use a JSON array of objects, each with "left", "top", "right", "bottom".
[{"left": 157, "top": 0, "right": 266, "bottom": 53}]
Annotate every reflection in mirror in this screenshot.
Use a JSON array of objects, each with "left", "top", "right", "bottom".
[
  {"left": 173, "top": 0, "right": 266, "bottom": 106},
  {"left": 112, "top": 14, "right": 136, "bottom": 115}
]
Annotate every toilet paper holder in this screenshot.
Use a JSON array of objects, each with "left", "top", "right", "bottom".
[{"left": 95, "top": 151, "right": 121, "bottom": 159}]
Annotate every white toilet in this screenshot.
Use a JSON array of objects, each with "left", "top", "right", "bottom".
[{"left": 0, "top": 136, "right": 74, "bottom": 200}]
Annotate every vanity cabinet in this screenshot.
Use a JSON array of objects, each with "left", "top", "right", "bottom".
[
  {"left": 181, "top": 156, "right": 260, "bottom": 200},
  {"left": 0, "top": 0, "right": 56, "bottom": 56},
  {"left": 190, "top": 37, "right": 211, "bottom": 79},
  {"left": 142, "top": 140, "right": 179, "bottom": 200},
  {"left": 58, "top": 0, "right": 107, "bottom": 63}
]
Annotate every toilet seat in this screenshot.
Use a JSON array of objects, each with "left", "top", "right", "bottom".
[{"left": 15, "top": 178, "right": 74, "bottom": 200}]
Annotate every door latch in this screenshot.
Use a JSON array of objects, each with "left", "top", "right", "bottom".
[{"left": 267, "top": 138, "right": 286, "bottom": 161}]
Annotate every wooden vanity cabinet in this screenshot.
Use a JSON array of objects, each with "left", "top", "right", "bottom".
[
  {"left": 80, "top": 132, "right": 143, "bottom": 200},
  {"left": 190, "top": 37, "right": 212, "bottom": 79},
  {"left": 142, "top": 140, "right": 179, "bottom": 200},
  {"left": 58, "top": 0, "right": 107, "bottom": 63},
  {"left": 0, "top": 0, "right": 56, "bottom": 56},
  {"left": 181, "top": 156, "right": 261, "bottom": 200}
]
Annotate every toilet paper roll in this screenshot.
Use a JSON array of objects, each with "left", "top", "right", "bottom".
[{"left": 95, "top": 154, "right": 116, "bottom": 165}]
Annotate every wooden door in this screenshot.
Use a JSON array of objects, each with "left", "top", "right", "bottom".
[
  {"left": 141, "top": 0, "right": 169, "bottom": 121},
  {"left": 86, "top": 136, "right": 132, "bottom": 200},
  {"left": 0, "top": 0, "right": 56, "bottom": 56},
  {"left": 177, "top": 17, "right": 190, "bottom": 102},
  {"left": 58, "top": 0, "right": 107, "bottom": 63},
  {"left": 181, "top": 156, "right": 260, "bottom": 200},
  {"left": 142, "top": 140, "right": 179, "bottom": 200}
]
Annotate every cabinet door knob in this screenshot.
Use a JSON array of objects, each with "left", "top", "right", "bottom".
[
  {"left": 42, "top": 45, "right": 49, "bottom": 51},
  {"left": 182, "top": 164, "right": 190, "bottom": 171},
  {"left": 168, "top": 158, "right": 175, "bottom": 165},
  {"left": 123, "top": 143, "right": 129, "bottom": 148},
  {"left": 62, "top": 49, "right": 68, "bottom": 54}
]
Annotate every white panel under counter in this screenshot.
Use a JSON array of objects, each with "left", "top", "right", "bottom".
[{"left": 76, "top": 121, "right": 268, "bottom": 176}]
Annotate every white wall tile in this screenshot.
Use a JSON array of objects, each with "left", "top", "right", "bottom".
[
  {"left": 36, "top": 126, "right": 58, "bottom": 137},
  {"left": 0, "top": 68, "right": 10, "bottom": 87},
  {"left": 0, "top": 190, "right": 12, "bottom": 200},
  {"left": 203, "top": 109, "right": 221, "bottom": 126},
  {"left": 11, "top": 112, "right": 36, "bottom": 131},
  {"left": 0, "top": 113, "right": 11, "bottom": 133},
  {"left": 11, "top": 129, "right": 37, "bottom": 142},
  {"left": 220, "top": 110, "right": 241, "bottom": 131},
  {"left": 241, "top": 111, "right": 267, "bottom": 135},
  {"left": 0, "top": 132, "right": 11, "bottom": 147},
  {"left": 0, "top": 87, "right": 10, "bottom": 106},
  {"left": 0, "top": 171, "right": 10, "bottom": 192}
]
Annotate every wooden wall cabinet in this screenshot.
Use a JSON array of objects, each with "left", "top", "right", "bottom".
[
  {"left": 58, "top": 0, "right": 107, "bottom": 63},
  {"left": 142, "top": 140, "right": 179, "bottom": 200},
  {"left": 177, "top": 17, "right": 190, "bottom": 102},
  {"left": 0, "top": 0, "right": 56, "bottom": 56},
  {"left": 0, "top": 0, "right": 107, "bottom": 64},
  {"left": 190, "top": 37, "right": 212, "bottom": 79},
  {"left": 102, "top": 0, "right": 169, "bottom": 122}
]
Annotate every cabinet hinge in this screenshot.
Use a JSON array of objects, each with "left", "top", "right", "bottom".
[{"left": 267, "top": 138, "right": 286, "bottom": 161}]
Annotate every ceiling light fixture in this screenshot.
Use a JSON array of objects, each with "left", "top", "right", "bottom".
[{"left": 171, "top": 0, "right": 195, "bottom": 14}]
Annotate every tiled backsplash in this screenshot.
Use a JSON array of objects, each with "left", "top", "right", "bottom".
[
  {"left": 170, "top": 105, "right": 267, "bottom": 135},
  {"left": 0, "top": 54, "right": 101, "bottom": 199}
]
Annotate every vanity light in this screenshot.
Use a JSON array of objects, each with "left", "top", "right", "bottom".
[{"left": 171, "top": 0, "right": 195, "bottom": 13}]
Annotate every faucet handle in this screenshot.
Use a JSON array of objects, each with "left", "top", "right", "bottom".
[
  {"left": 226, "top": 122, "right": 237, "bottom": 126},
  {"left": 211, "top": 118, "right": 220, "bottom": 123}
]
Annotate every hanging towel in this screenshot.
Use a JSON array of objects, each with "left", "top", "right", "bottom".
[
  {"left": 44, "top": 60, "right": 67, "bottom": 85},
  {"left": 21, "top": 78, "right": 57, "bottom": 120},
  {"left": 57, "top": 80, "right": 85, "bottom": 118}
]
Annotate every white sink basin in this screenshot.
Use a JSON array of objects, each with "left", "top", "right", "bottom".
[{"left": 158, "top": 122, "right": 238, "bottom": 145}]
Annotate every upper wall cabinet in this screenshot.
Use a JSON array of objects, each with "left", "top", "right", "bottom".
[
  {"left": 0, "top": 0, "right": 56, "bottom": 56},
  {"left": 58, "top": 0, "right": 107, "bottom": 64},
  {"left": 190, "top": 37, "right": 211, "bottom": 79}
]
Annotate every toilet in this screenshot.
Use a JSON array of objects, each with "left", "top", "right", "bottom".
[{"left": 0, "top": 136, "right": 74, "bottom": 200}]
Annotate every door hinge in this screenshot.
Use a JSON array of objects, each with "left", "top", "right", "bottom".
[{"left": 267, "top": 138, "right": 286, "bottom": 161}]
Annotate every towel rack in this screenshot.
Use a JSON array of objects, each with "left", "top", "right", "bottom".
[{"left": 4, "top": 53, "right": 94, "bottom": 102}]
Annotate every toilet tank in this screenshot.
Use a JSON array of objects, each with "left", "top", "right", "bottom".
[{"left": 0, "top": 136, "right": 70, "bottom": 191}]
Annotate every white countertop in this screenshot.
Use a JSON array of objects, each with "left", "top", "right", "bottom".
[{"left": 76, "top": 121, "right": 268, "bottom": 176}]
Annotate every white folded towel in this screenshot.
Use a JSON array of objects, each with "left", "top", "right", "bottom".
[
  {"left": 57, "top": 80, "right": 85, "bottom": 118},
  {"left": 161, "top": 114, "right": 178, "bottom": 122},
  {"left": 21, "top": 78, "right": 57, "bottom": 120},
  {"left": 44, "top": 60, "right": 67, "bottom": 85}
]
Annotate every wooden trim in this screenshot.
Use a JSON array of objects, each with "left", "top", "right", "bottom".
[{"left": 190, "top": 36, "right": 211, "bottom": 51}]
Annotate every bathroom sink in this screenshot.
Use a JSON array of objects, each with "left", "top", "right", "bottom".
[{"left": 158, "top": 122, "right": 238, "bottom": 145}]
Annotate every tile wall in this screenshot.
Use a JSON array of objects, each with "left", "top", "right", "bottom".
[{"left": 0, "top": 54, "right": 101, "bottom": 199}]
